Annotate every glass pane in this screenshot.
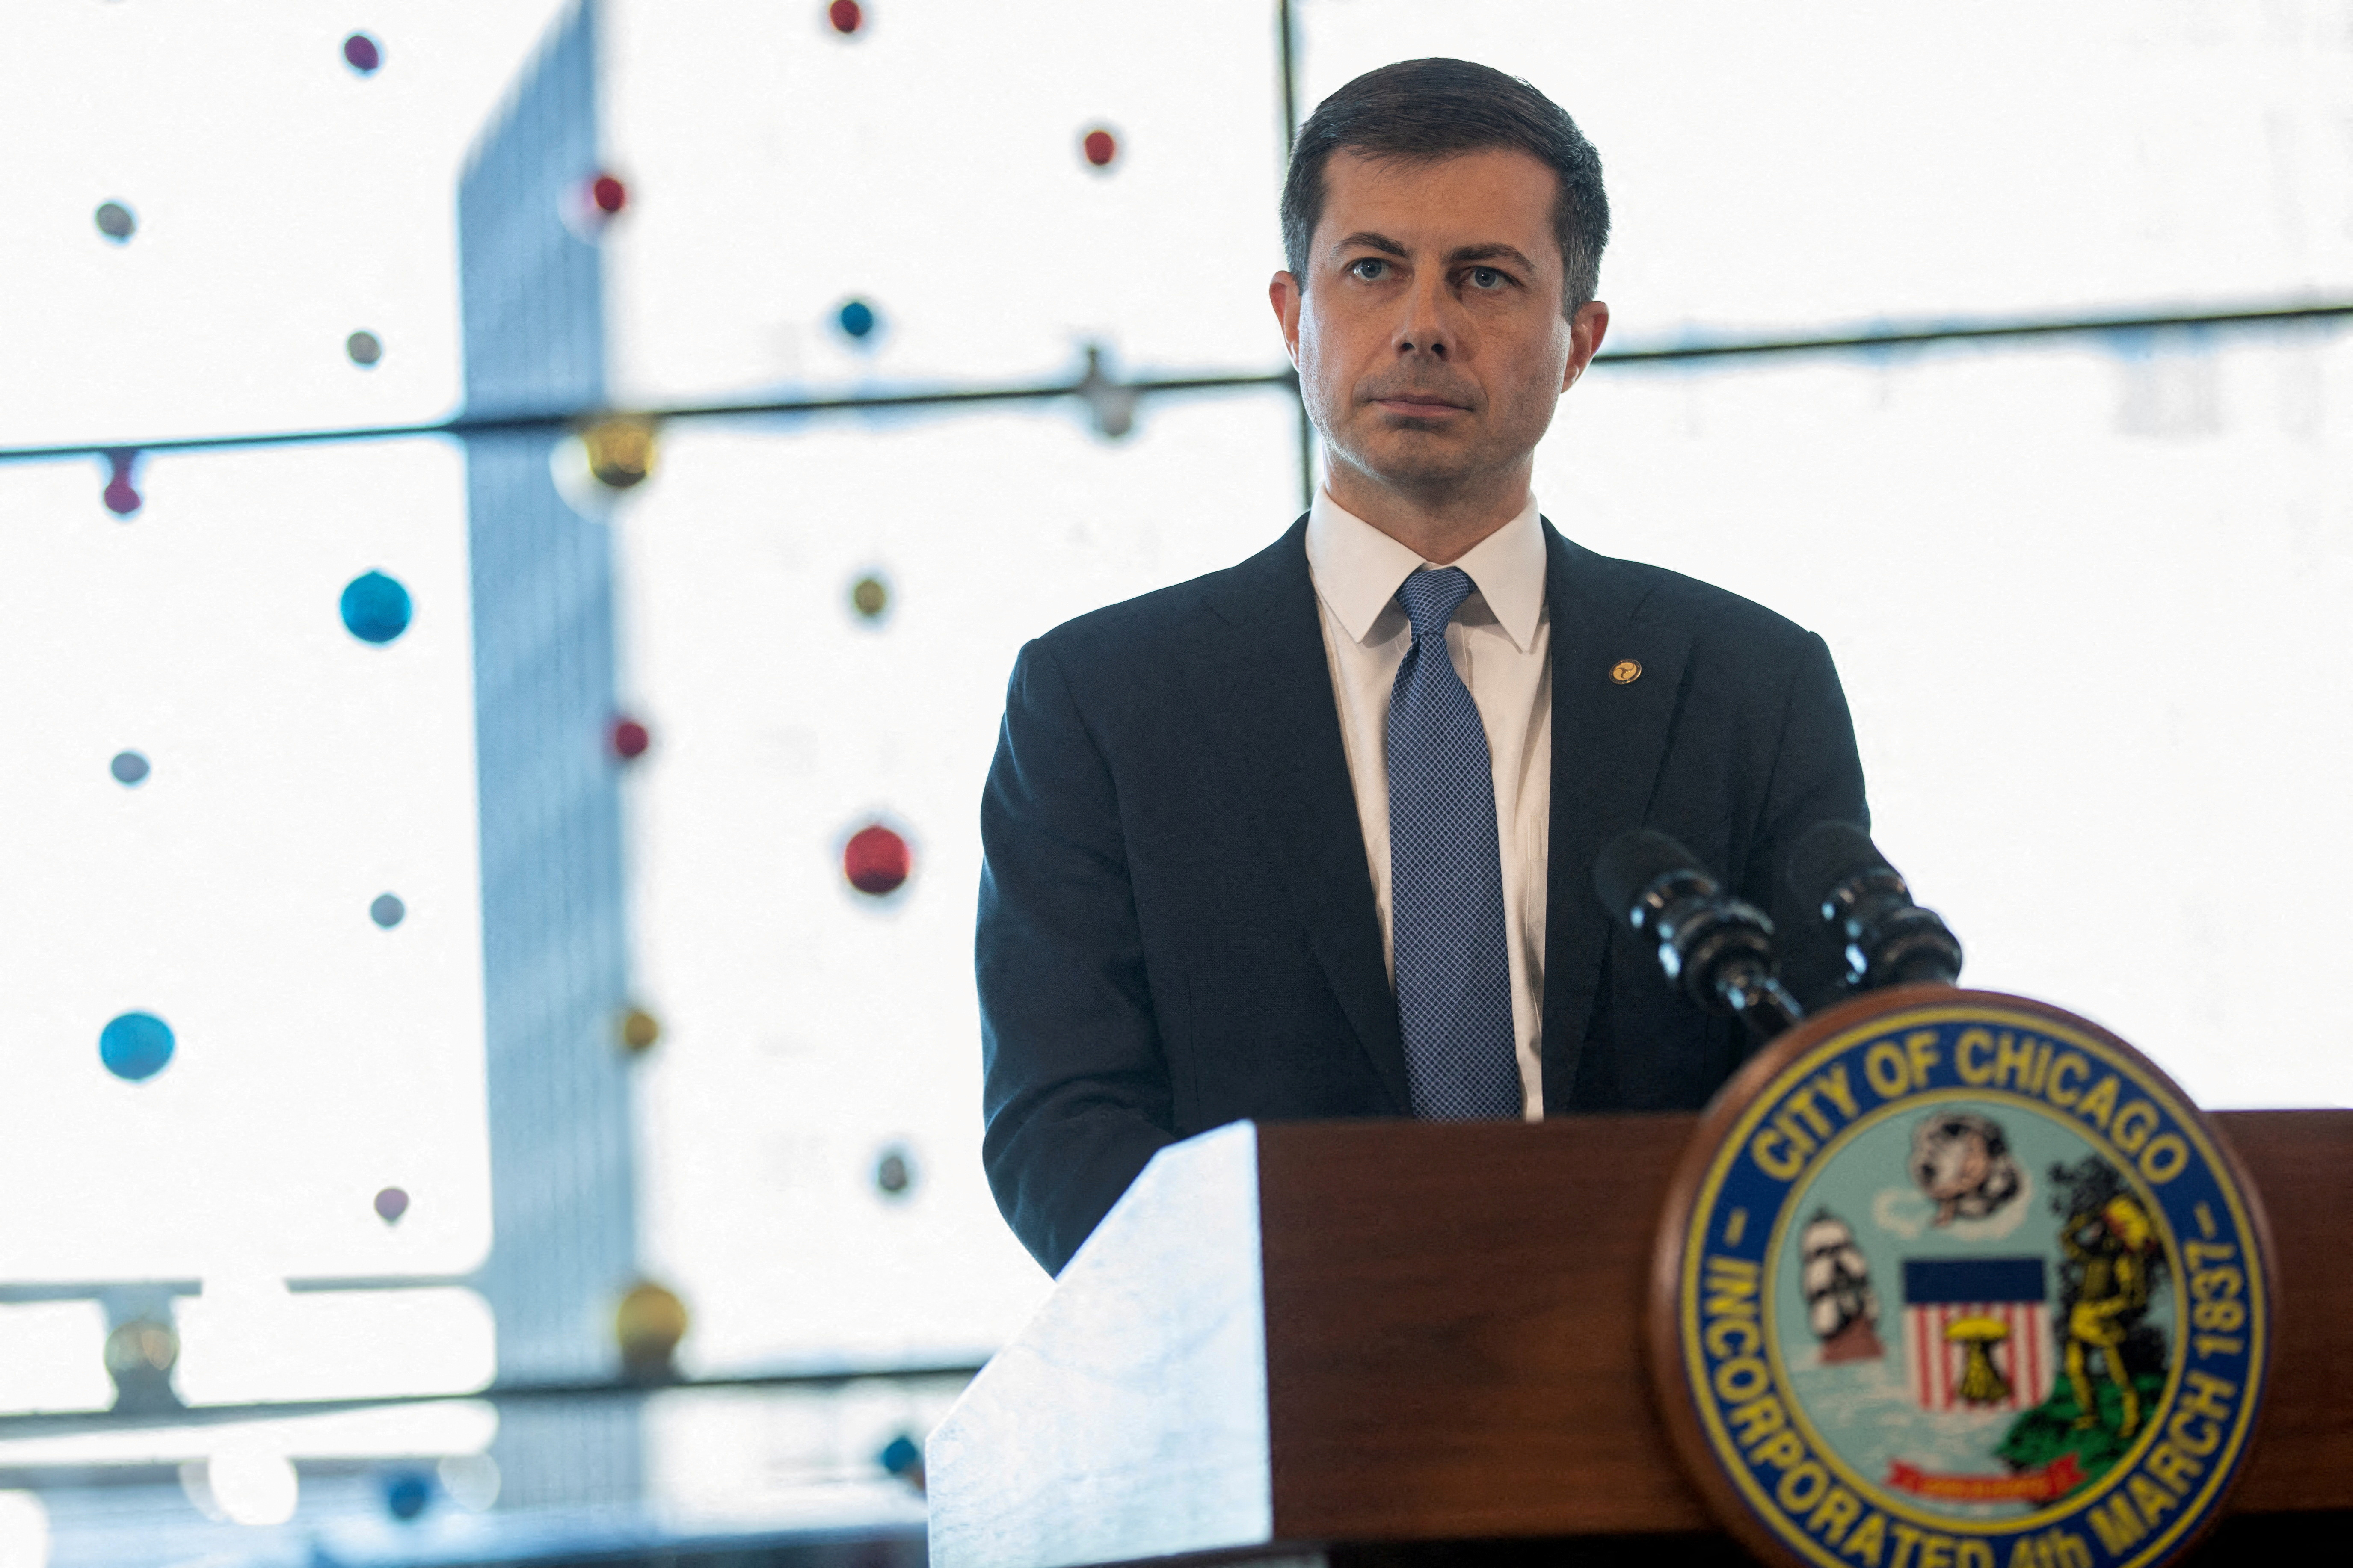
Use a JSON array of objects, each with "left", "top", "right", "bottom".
[
  {"left": 1536, "top": 324, "right": 2353, "bottom": 1105},
  {"left": 616, "top": 391, "right": 1304, "bottom": 1366},
  {"left": 601, "top": 0, "right": 1289, "bottom": 398},
  {"left": 0, "top": 3, "right": 576, "bottom": 445},
  {"left": 1298, "top": 1, "right": 2353, "bottom": 337},
  {"left": 0, "top": 436, "right": 492, "bottom": 1284}
]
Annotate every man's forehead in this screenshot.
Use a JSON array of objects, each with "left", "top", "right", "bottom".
[{"left": 1316, "top": 146, "right": 1562, "bottom": 263}]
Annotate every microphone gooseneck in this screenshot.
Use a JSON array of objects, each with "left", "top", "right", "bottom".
[
  {"left": 1786, "top": 820, "right": 1964, "bottom": 991},
  {"left": 1593, "top": 828, "right": 1803, "bottom": 1043}
]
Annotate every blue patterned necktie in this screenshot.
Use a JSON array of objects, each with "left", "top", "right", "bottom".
[{"left": 1387, "top": 567, "right": 1521, "bottom": 1119}]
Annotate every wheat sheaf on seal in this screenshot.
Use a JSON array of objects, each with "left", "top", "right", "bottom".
[{"left": 1651, "top": 989, "right": 2271, "bottom": 1568}]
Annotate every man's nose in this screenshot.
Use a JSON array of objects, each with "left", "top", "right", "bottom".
[{"left": 1393, "top": 270, "right": 1461, "bottom": 359}]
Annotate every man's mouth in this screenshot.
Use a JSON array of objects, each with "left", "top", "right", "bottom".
[{"left": 1370, "top": 392, "right": 1471, "bottom": 417}]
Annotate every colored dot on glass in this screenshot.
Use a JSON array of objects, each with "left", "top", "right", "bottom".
[
  {"left": 384, "top": 1472, "right": 431, "bottom": 1521},
  {"left": 347, "top": 331, "right": 383, "bottom": 367},
  {"left": 836, "top": 298, "right": 877, "bottom": 340},
  {"left": 850, "top": 574, "right": 889, "bottom": 620},
  {"left": 1082, "top": 128, "right": 1118, "bottom": 169},
  {"left": 102, "top": 449, "right": 142, "bottom": 518},
  {"left": 590, "top": 174, "right": 628, "bottom": 215},
  {"left": 374, "top": 1186, "right": 410, "bottom": 1223},
  {"left": 827, "top": 1, "right": 863, "bottom": 36},
  {"left": 111, "top": 750, "right": 150, "bottom": 786},
  {"left": 843, "top": 823, "right": 911, "bottom": 896},
  {"left": 100, "top": 1011, "right": 175, "bottom": 1082},
  {"left": 610, "top": 717, "right": 651, "bottom": 761},
  {"left": 370, "top": 893, "right": 406, "bottom": 929},
  {"left": 582, "top": 418, "right": 656, "bottom": 488},
  {"left": 95, "top": 202, "right": 136, "bottom": 242},
  {"left": 341, "top": 570, "right": 412, "bottom": 644},
  {"left": 879, "top": 1433, "right": 921, "bottom": 1477},
  {"left": 618, "top": 1007, "right": 662, "bottom": 1053},
  {"left": 874, "top": 1146, "right": 915, "bottom": 1196},
  {"left": 344, "top": 33, "right": 383, "bottom": 74}
]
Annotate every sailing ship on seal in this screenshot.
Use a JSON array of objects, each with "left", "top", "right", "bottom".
[{"left": 1800, "top": 1209, "right": 1885, "bottom": 1361}]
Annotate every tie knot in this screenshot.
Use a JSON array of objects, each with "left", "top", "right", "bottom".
[{"left": 1395, "top": 566, "right": 1476, "bottom": 642}]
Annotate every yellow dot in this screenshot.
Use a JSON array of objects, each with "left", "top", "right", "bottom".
[
  {"left": 618, "top": 1006, "right": 661, "bottom": 1053},
  {"left": 582, "top": 418, "right": 657, "bottom": 489},
  {"left": 615, "top": 1279, "right": 689, "bottom": 1380},
  {"left": 1610, "top": 658, "right": 1642, "bottom": 685}
]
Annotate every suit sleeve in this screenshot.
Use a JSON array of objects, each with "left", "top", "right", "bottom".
[
  {"left": 1744, "top": 631, "right": 1871, "bottom": 1012},
  {"left": 976, "top": 637, "right": 1177, "bottom": 1275}
]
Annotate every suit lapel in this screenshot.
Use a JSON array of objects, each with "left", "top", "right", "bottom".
[
  {"left": 1193, "top": 518, "right": 1413, "bottom": 1112},
  {"left": 1539, "top": 522, "right": 1693, "bottom": 1107}
]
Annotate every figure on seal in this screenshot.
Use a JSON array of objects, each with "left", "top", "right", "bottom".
[{"left": 2060, "top": 1191, "right": 2159, "bottom": 1439}]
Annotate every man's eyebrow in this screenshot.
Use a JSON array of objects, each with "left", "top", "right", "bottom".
[
  {"left": 1325, "top": 234, "right": 1541, "bottom": 273},
  {"left": 1445, "top": 243, "right": 1538, "bottom": 271}
]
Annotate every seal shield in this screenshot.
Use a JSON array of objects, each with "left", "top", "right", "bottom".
[{"left": 1650, "top": 988, "right": 2271, "bottom": 1568}]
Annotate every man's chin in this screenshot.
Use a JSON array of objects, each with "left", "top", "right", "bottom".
[{"left": 1343, "top": 435, "right": 1485, "bottom": 493}]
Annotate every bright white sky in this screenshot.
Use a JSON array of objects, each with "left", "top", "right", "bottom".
[{"left": 0, "top": 1, "right": 2346, "bottom": 1466}]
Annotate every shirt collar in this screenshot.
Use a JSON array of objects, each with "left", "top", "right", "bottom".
[{"left": 1305, "top": 487, "right": 1548, "bottom": 653}]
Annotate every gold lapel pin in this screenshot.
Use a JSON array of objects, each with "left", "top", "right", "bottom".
[{"left": 1610, "top": 659, "right": 1642, "bottom": 685}]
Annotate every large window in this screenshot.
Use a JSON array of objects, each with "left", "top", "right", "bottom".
[{"left": 0, "top": 2, "right": 2344, "bottom": 1562}]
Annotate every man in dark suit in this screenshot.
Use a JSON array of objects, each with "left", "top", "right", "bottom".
[{"left": 978, "top": 59, "right": 1867, "bottom": 1275}]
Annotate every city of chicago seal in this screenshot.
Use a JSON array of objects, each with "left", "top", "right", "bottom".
[{"left": 1650, "top": 989, "right": 2271, "bottom": 1568}]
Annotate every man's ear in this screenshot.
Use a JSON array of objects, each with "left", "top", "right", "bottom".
[
  {"left": 1270, "top": 271, "right": 1304, "bottom": 366},
  {"left": 1562, "top": 299, "right": 1611, "bottom": 391}
]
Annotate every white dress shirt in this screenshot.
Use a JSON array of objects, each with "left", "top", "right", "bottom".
[{"left": 1304, "top": 488, "right": 1553, "bottom": 1120}]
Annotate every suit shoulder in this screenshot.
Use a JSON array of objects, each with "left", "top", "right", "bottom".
[
  {"left": 1563, "top": 537, "right": 1823, "bottom": 655},
  {"left": 1027, "top": 526, "right": 1298, "bottom": 667}
]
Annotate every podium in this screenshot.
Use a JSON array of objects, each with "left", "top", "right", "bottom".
[{"left": 930, "top": 1112, "right": 2351, "bottom": 1568}]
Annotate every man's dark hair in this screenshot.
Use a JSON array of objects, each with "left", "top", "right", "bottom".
[{"left": 1280, "top": 58, "right": 1609, "bottom": 313}]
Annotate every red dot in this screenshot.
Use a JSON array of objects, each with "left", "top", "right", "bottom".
[
  {"left": 1082, "top": 128, "right": 1118, "bottom": 169},
  {"left": 102, "top": 449, "right": 142, "bottom": 518},
  {"left": 611, "top": 718, "right": 652, "bottom": 761},
  {"left": 843, "top": 824, "right": 911, "bottom": 896},
  {"left": 828, "top": 0, "right": 863, "bottom": 35},
  {"left": 590, "top": 174, "right": 628, "bottom": 215}
]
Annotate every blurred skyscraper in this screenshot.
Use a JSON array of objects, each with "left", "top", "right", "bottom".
[{"left": 456, "top": 0, "right": 641, "bottom": 1509}]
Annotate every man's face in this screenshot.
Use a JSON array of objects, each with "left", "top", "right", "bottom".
[{"left": 1272, "top": 147, "right": 1608, "bottom": 503}]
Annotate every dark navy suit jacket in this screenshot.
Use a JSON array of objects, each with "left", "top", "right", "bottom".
[{"left": 977, "top": 516, "right": 1868, "bottom": 1274}]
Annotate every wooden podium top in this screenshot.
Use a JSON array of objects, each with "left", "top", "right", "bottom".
[{"left": 929, "top": 1111, "right": 2350, "bottom": 1568}]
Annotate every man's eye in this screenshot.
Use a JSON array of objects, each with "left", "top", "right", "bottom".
[
  {"left": 1348, "top": 258, "right": 1389, "bottom": 281},
  {"left": 1468, "top": 266, "right": 1505, "bottom": 290}
]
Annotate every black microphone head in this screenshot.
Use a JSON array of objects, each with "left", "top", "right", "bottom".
[
  {"left": 1787, "top": 820, "right": 1900, "bottom": 915},
  {"left": 1594, "top": 828, "right": 1714, "bottom": 929}
]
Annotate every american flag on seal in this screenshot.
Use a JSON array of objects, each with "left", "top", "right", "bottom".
[{"left": 1900, "top": 1257, "right": 2054, "bottom": 1413}]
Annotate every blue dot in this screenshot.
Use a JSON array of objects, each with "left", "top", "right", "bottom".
[
  {"left": 383, "top": 1471, "right": 432, "bottom": 1521},
  {"left": 100, "top": 1012, "right": 175, "bottom": 1082},
  {"left": 341, "top": 571, "right": 412, "bottom": 644},
  {"left": 879, "top": 1434, "right": 922, "bottom": 1477},
  {"left": 370, "top": 893, "right": 406, "bottom": 929},
  {"left": 111, "top": 751, "right": 151, "bottom": 786},
  {"left": 836, "top": 299, "right": 878, "bottom": 340}
]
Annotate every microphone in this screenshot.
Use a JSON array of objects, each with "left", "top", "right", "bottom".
[
  {"left": 1786, "top": 821, "right": 1963, "bottom": 991},
  {"left": 1593, "top": 829, "right": 1803, "bottom": 1042}
]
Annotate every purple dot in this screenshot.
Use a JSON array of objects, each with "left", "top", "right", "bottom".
[
  {"left": 344, "top": 33, "right": 383, "bottom": 74},
  {"left": 374, "top": 1186, "right": 410, "bottom": 1223}
]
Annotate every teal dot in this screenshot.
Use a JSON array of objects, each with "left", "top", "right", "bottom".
[
  {"left": 341, "top": 571, "right": 412, "bottom": 644},
  {"left": 836, "top": 299, "right": 878, "bottom": 340},
  {"left": 100, "top": 1012, "right": 175, "bottom": 1082}
]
